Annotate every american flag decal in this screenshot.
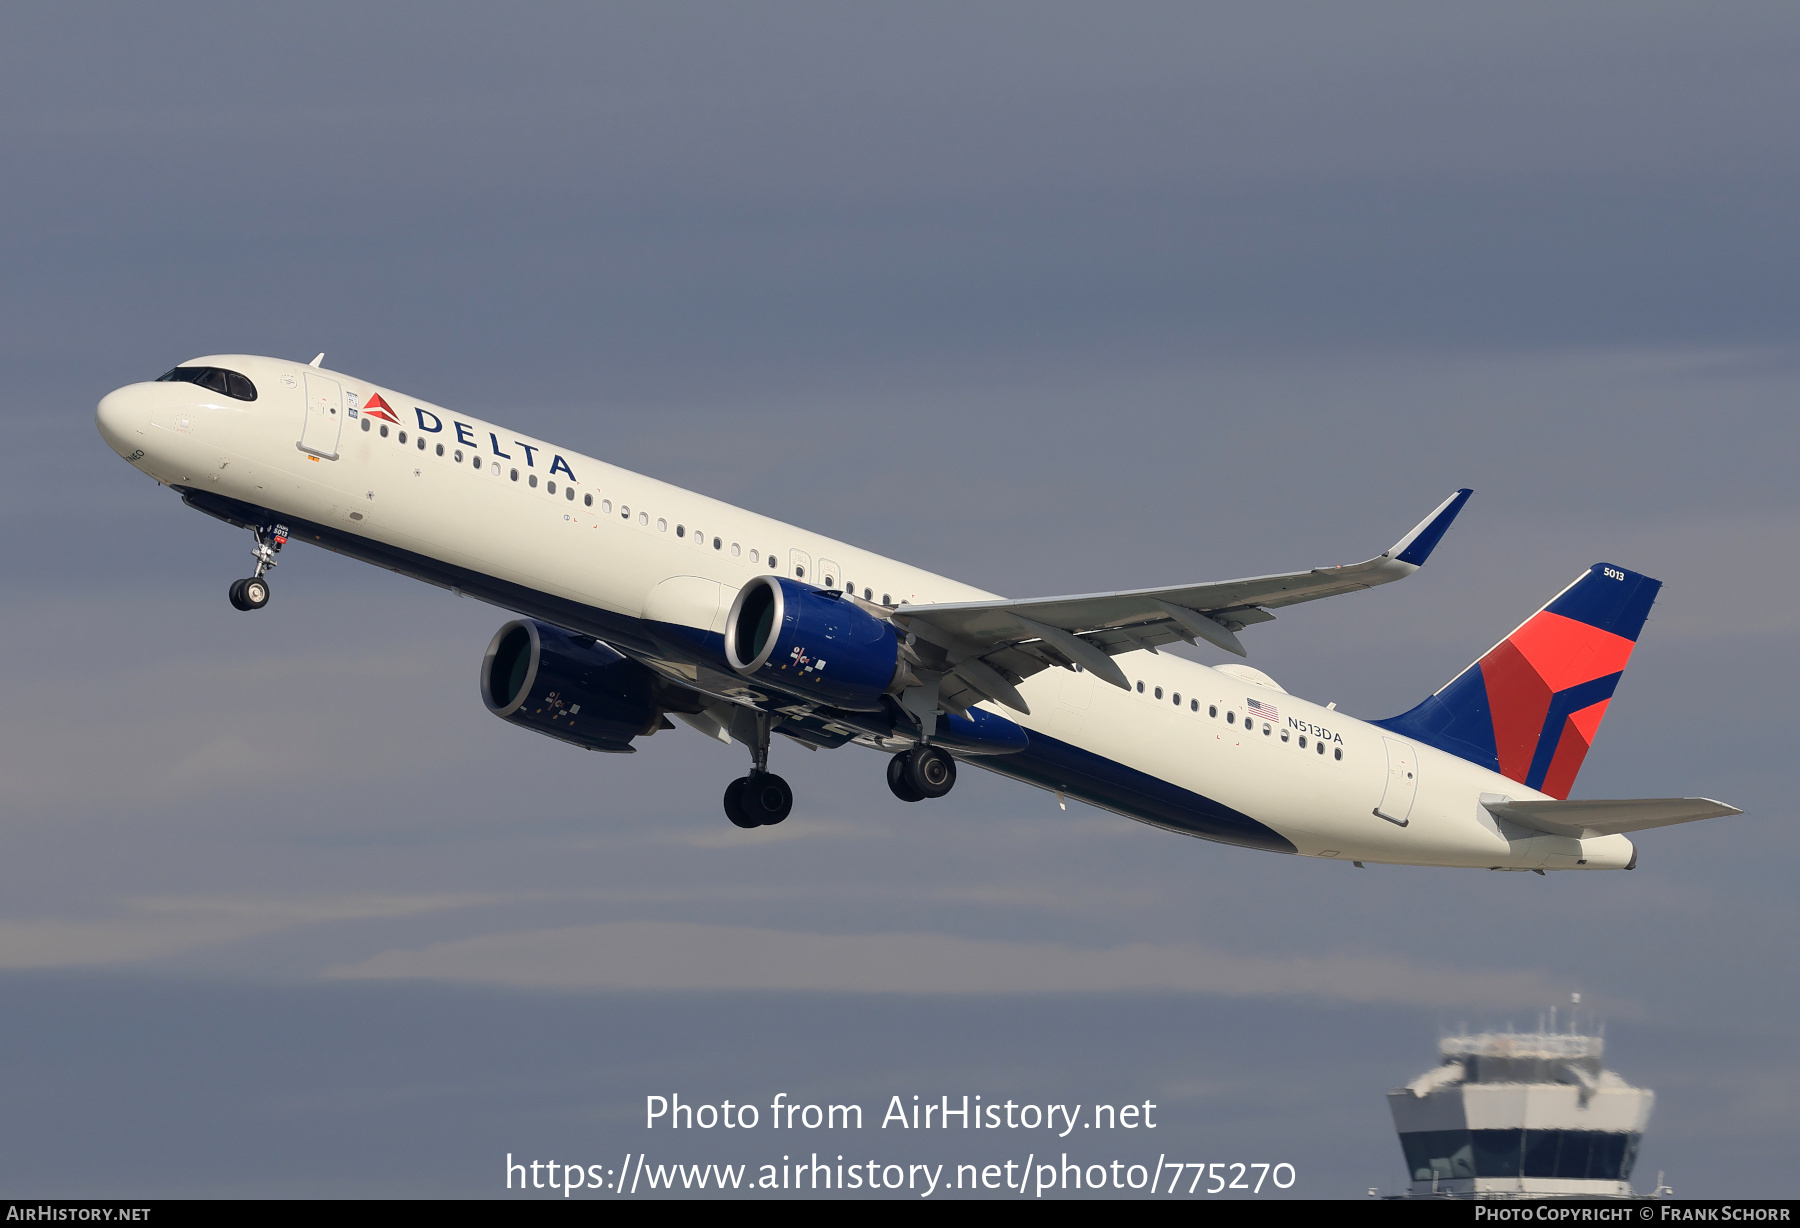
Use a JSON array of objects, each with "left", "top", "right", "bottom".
[{"left": 1246, "top": 696, "right": 1280, "bottom": 721}]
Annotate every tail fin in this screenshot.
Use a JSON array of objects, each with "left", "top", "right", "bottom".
[{"left": 1375, "top": 563, "right": 1661, "bottom": 799}]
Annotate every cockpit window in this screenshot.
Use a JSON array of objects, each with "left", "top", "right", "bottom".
[{"left": 157, "top": 366, "right": 257, "bottom": 401}]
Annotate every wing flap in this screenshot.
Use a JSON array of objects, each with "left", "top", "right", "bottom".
[{"left": 1481, "top": 795, "right": 1743, "bottom": 838}]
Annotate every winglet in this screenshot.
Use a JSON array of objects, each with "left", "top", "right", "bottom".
[
  {"left": 309, "top": 353, "right": 325, "bottom": 368},
  {"left": 1389, "top": 488, "right": 1473, "bottom": 568}
]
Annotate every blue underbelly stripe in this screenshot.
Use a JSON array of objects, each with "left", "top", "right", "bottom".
[{"left": 968, "top": 726, "right": 1297, "bottom": 854}]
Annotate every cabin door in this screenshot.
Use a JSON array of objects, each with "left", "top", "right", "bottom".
[
  {"left": 299, "top": 372, "right": 344, "bottom": 459},
  {"left": 1376, "top": 736, "right": 1419, "bottom": 826}
]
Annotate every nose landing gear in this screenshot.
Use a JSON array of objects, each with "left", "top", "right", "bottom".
[
  {"left": 723, "top": 711, "right": 794, "bottom": 828},
  {"left": 228, "top": 576, "right": 270, "bottom": 611},
  {"left": 725, "top": 771, "right": 793, "bottom": 828},
  {"left": 887, "top": 745, "right": 957, "bottom": 803},
  {"left": 228, "top": 523, "right": 286, "bottom": 612}
]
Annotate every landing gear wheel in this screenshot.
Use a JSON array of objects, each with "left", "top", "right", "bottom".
[
  {"left": 239, "top": 577, "right": 270, "bottom": 610},
  {"left": 904, "top": 745, "right": 957, "bottom": 799},
  {"left": 723, "top": 778, "right": 759, "bottom": 829},
  {"left": 227, "top": 579, "right": 249, "bottom": 611},
  {"left": 739, "top": 771, "right": 793, "bottom": 825},
  {"left": 887, "top": 753, "right": 925, "bottom": 803}
]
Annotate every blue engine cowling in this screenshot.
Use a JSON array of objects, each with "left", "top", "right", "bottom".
[
  {"left": 480, "top": 619, "right": 662, "bottom": 753},
  {"left": 723, "top": 576, "right": 903, "bottom": 710}
]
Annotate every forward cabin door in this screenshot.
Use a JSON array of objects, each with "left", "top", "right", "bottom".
[
  {"left": 1376, "top": 736, "right": 1419, "bottom": 826},
  {"left": 299, "top": 372, "right": 344, "bottom": 459}
]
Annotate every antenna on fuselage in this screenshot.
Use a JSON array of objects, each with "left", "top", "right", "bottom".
[{"left": 309, "top": 353, "right": 325, "bottom": 367}]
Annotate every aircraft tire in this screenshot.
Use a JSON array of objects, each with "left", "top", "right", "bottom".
[
  {"left": 241, "top": 577, "right": 270, "bottom": 610},
  {"left": 904, "top": 746, "right": 957, "bottom": 799},
  {"left": 228, "top": 579, "right": 249, "bottom": 611},
  {"left": 741, "top": 772, "right": 792, "bottom": 825},
  {"left": 723, "top": 777, "right": 760, "bottom": 829},
  {"left": 887, "top": 753, "right": 924, "bottom": 803}
]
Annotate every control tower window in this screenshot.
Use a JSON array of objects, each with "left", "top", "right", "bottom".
[{"left": 157, "top": 366, "right": 257, "bottom": 401}]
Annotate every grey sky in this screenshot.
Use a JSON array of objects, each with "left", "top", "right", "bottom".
[{"left": 1, "top": 2, "right": 1795, "bottom": 1197}]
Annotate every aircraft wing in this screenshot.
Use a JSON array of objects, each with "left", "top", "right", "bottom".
[
  {"left": 1482, "top": 796, "right": 1743, "bottom": 839},
  {"left": 893, "top": 489, "right": 1472, "bottom": 715}
]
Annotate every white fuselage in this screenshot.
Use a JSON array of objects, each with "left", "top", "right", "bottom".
[{"left": 96, "top": 355, "right": 1635, "bottom": 870}]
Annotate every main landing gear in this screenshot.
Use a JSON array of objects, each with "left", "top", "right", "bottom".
[
  {"left": 886, "top": 745, "right": 957, "bottom": 803},
  {"left": 228, "top": 523, "right": 287, "bottom": 612},
  {"left": 723, "top": 711, "right": 793, "bottom": 829}
]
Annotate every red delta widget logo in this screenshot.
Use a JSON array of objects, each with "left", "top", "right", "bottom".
[
  {"left": 360, "top": 392, "right": 400, "bottom": 424},
  {"left": 1375, "top": 563, "right": 1660, "bottom": 800}
]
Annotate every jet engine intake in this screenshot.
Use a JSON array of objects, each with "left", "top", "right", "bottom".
[
  {"left": 724, "top": 576, "right": 905, "bottom": 710},
  {"left": 480, "top": 619, "right": 662, "bottom": 753}
]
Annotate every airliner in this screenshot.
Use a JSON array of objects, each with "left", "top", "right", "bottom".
[{"left": 95, "top": 355, "right": 1739, "bottom": 869}]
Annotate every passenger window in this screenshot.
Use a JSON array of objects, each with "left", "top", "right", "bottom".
[
  {"left": 1280, "top": 729, "right": 1290, "bottom": 742},
  {"left": 1136, "top": 681, "right": 1144, "bottom": 694},
  {"left": 529, "top": 475, "right": 538, "bottom": 488},
  {"left": 864, "top": 588, "right": 872, "bottom": 600},
  {"left": 546, "top": 480, "right": 555, "bottom": 493},
  {"left": 602, "top": 500, "right": 612, "bottom": 513},
  {"left": 1263, "top": 725, "right": 1271, "bottom": 736},
  {"left": 1190, "top": 699, "right": 1198, "bottom": 712},
  {"left": 489, "top": 461, "right": 499, "bottom": 474},
  {"left": 434, "top": 443, "right": 443, "bottom": 456},
  {"left": 640, "top": 512, "right": 649, "bottom": 526},
  {"left": 361, "top": 417, "right": 370, "bottom": 432},
  {"left": 569, "top": 488, "right": 578, "bottom": 502},
  {"left": 453, "top": 448, "right": 462, "bottom": 461},
  {"left": 676, "top": 525, "right": 685, "bottom": 537},
  {"left": 584, "top": 494, "right": 592, "bottom": 507},
  {"left": 1227, "top": 711, "right": 1236, "bottom": 724},
  {"left": 418, "top": 437, "right": 426, "bottom": 451},
  {"left": 1172, "top": 692, "right": 1180, "bottom": 705},
  {"left": 1334, "top": 748, "right": 1343, "bottom": 761},
  {"left": 1298, "top": 735, "right": 1307, "bottom": 749},
  {"left": 795, "top": 565, "right": 805, "bottom": 577},
  {"left": 621, "top": 505, "right": 630, "bottom": 518},
  {"left": 748, "top": 548, "right": 758, "bottom": 561},
  {"left": 731, "top": 543, "right": 741, "bottom": 556},
  {"left": 399, "top": 431, "right": 407, "bottom": 444},
  {"left": 510, "top": 469, "right": 519, "bottom": 481},
  {"left": 656, "top": 516, "right": 665, "bottom": 529},
  {"left": 380, "top": 424, "right": 389, "bottom": 438},
  {"left": 1154, "top": 687, "right": 1163, "bottom": 699},
  {"left": 1316, "top": 741, "right": 1326, "bottom": 755}
]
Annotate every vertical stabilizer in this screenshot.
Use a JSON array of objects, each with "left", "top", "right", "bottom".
[{"left": 1375, "top": 564, "right": 1661, "bottom": 798}]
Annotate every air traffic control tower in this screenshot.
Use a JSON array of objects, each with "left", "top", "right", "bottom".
[{"left": 1387, "top": 1012, "right": 1654, "bottom": 1198}]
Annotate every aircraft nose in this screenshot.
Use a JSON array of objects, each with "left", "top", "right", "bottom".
[{"left": 95, "top": 385, "right": 150, "bottom": 455}]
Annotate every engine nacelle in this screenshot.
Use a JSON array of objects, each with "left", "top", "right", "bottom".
[
  {"left": 480, "top": 619, "right": 662, "bottom": 753},
  {"left": 724, "top": 576, "right": 904, "bottom": 710}
]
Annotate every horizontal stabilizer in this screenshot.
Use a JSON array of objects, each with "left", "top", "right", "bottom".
[{"left": 1480, "top": 795, "right": 1742, "bottom": 839}]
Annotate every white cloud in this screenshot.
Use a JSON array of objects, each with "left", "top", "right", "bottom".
[
  {"left": 325, "top": 919, "right": 1613, "bottom": 1011},
  {"left": 0, "top": 893, "right": 496, "bottom": 969}
]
